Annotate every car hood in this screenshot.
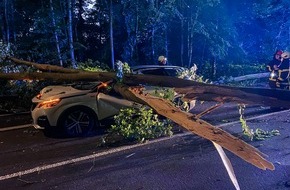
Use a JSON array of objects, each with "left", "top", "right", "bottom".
[{"left": 32, "top": 85, "right": 90, "bottom": 102}]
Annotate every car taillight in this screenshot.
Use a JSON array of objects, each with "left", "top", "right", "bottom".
[{"left": 37, "top": 98, "right": 61, "bottom": 109}]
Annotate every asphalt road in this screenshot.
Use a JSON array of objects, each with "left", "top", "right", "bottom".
[{"left": 0, "top": 103, "right": 290, "bottom": 190}]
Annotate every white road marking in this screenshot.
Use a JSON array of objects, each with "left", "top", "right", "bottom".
[
  {"left": 0, "top": 109, "right": 288, "bottom": 181},
  {"left": 219, "top": 109, "right": 290, "bottom": 127},
  {"left": 0, "top": 124, "right": 32, "bottom": 132}
]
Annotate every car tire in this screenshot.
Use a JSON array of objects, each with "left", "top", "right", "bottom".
[{"left": 58, "top": 106, "right": 99, "bottom": 137}]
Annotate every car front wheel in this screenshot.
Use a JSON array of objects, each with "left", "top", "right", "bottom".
[{"left": 58, "top": 107, "right": 98, "bottom": 137}]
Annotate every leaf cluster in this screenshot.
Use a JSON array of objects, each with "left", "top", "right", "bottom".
[
  {"left": 110, "top": 106, "right": 173, "bottom": 143},
  {"left": 238, "top": 104, "right": 280, "bottom": 141}
]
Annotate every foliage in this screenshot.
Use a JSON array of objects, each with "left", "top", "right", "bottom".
[
  {"left": 151, "top": 87, "right": 175, "bottom": 101},
  {"left": 221, "top": 63, "right": 265, "bottom": 77},
  {"left": 78, "top": 59, "right": 110, "bottom": 72},
  {"left": 148, "top": 65, "right": 208, "bottom": 112},
  {"left": 238, "top": 104, "right": 280, "bottom": 141},
  {"left": 122, "top": 62, "right": 131, "bottom": 74},
  {"left": 0, "top": 80, "right": 46, "bottom": 112},
  {"left": 0, "top": 41, "right": 13, "bottom": 61},
  {"left": 0, "top": 41, "right": 17, "bottom": 73},
  {"left": 179, "top": 64, "right": 209, "bottom": 83},
  {"left": 110, "top": 106, "right": 173, "bottom": 143}
]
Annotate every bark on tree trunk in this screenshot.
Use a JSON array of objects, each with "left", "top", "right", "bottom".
[
  {"left": 50, "top": 0, "right": 63, "bottom": 67},
  {"left": 109, "top": 0, "right": 115, "bottom": 70},
  {"left": 67, "top": 0, "right": 77, "bottom": 68}
]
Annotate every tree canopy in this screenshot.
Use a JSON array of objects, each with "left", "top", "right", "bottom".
[{"left": 1, "top": 0, "right": 289, "bottom": 79}]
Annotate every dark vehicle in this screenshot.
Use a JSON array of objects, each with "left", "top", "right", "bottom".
[{"left": 131, "top": 65, "right": 186, "bottom": 77}]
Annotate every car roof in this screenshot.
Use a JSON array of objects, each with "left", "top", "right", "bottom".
[{"left": 131, "top": 65, "right": 186, "bottom": 77}]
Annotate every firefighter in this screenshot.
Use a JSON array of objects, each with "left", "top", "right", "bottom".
[
  {"left": 267, "top": 50, "right": 283, "bottom": 72},
  {"left": 276, "top": 51, "right": 290, "bottom": 89},
  {"left": 267, "top": 50, "right": 283, "bottom": 88},
  {"left": 158, "top": 56, "right": 167, "bottom": 66}
]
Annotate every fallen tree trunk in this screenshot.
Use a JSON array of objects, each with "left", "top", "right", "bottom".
[
  {"left": 1, "top": 70, "right": 289, "bottom": 109},
  {"left": 113, "top": 84, "right": 274, "bottom": 170}
]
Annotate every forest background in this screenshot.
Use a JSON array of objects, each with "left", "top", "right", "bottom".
[{"left": 1, "top": 0, "right": 290, "bottom": 80}]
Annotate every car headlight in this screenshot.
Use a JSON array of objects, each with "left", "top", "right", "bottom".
[{"left": 37, "top": 98, "right": 61, "bottom": 109}]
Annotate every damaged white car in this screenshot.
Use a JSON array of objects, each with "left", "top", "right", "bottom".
[{"left": 31, "top": 81, "right": 139, "bottom": 137}]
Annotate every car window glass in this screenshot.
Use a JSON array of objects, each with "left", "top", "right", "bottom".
[
  {"left": 141, "top": 68, "right": 178, "bottom": 77},
  {"left": 71, "top": 82, "right": 101, "bottom": 90}
]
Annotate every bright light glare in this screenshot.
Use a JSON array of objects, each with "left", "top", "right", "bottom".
[
  {"left": 37, "top": 98, "right": 61, "bottom": 109},
  {"left": 270, "top": 72, "right": 276, "bottom": 78}
]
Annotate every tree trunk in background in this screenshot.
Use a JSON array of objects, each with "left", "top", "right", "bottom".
[
  {"left": 50, "top": 0, "right": 63, "bottom": 66},
  {"left": 60, "top": 1, "right": 68, "bottom": 39},
  {"left": 212, "top": 57, "right": 217, "bottom": 79},
  {"left": 4, "top": 0, "right": 10, "bottom": 48},
  {"left": 149, "top": 0, "right": 155, "bottom": 62},
  {"left": 75, "top": 0, "right": 82, "bottom": 42},
  {"left": 165, "top": 25, "right": 168, "bottom": 60},
  {"left": 67, "top": 0, "right": 77, "bottom": 68},
  {"left": 180, "top": 20, "right": 184, "bottom": 67},
  {"left": 187, "top": 7, "right": 200, "bottom": 67},
  {"left": 10, "top": 0, "right": 16, "bottom": 43},
  {"left": 134, "top": 0, "right": 139, "bottom": 62},
  {"left": 187, "top": 20, "right": 192, "bottom": 67},
  {"left": 109, "top": 0, "right": 115, "bottom": 70},
  {"left": 75, "top": 0, "right": 85, "bottom": 61}
]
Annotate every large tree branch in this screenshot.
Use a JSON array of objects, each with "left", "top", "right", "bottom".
[
  {"left": 113, "top": 84, "right": 274, "bottom": 170},
  {"left": 6, "top": 57, "right": 80, "bottom": 73},
  {"left": 175, "top": 85, "right": 290, "bottom": 108},
  {"left": 0, "top": 72, "right": 115, "bottom": 82}
]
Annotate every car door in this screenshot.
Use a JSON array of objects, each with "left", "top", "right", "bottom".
[{"left": 96, "top": 92, "right": 141, "bottom": 120}]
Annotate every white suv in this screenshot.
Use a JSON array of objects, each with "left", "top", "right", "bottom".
[{"left": 31, "top": 81, "right": 139, "bottom": 137}]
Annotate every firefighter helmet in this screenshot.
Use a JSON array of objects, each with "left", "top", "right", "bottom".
[
  {"left": 275, "top": 50, "right": 283, "bottom": 55},
  {"left": 158, "top": 56, "right": 166, "bottom": 62}
]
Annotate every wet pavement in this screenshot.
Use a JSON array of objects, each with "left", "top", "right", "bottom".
[{"left": 0, "top": 104, "right": 289, "bottom": 189}]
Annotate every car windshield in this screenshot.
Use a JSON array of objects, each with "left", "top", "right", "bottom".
[
  {"left": 141, "top": 68, "right": 179, "bottom": 77},
  {"left": 132, "top": 66, "right": 186, "bottom": 77},
  {"left": 70, "top": 82, "right": 101, "bottom": 90}
]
